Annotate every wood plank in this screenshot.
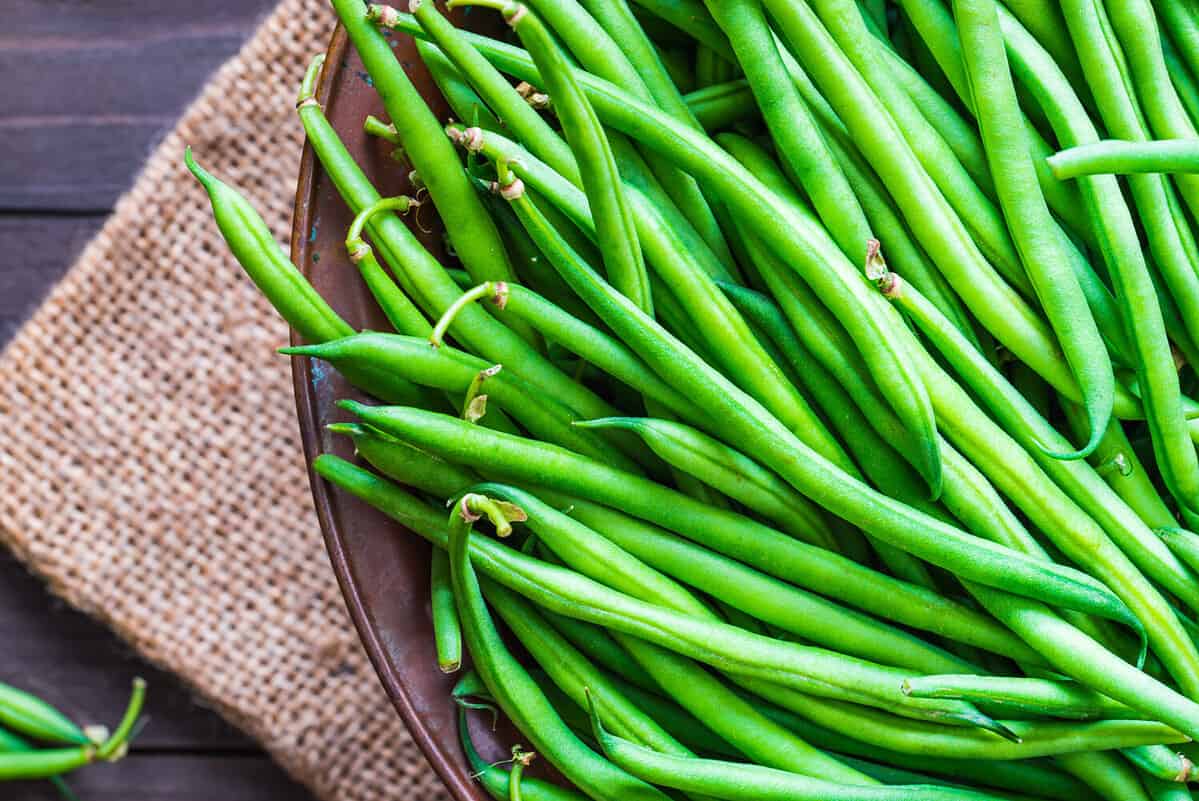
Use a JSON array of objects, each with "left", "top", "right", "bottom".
[
  {"left": 7, "top": 754, "right": 311, "bottom": 800},
  {"left": 0, "top": 215, "right": 101, "bottom": 340},
  {"left": 0, "top": 0, "right": 279, "bottom": 210},
  {"left": 2, "top": 1, "right": 274, "bottom": 40}
]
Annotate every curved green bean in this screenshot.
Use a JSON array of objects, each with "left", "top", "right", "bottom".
[
  {"left": 430, "top": 548, "right": 460, "bottom": 672},
  {"left": 953, "top": 0, "right": 1113, "bottom": 459}
]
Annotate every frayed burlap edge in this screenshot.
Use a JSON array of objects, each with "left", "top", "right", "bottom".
[{"left": 0, "top": 1, "right": 450, "bottom": 798}]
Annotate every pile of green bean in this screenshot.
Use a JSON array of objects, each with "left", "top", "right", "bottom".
[
  {"left": 0, "top": 679, "right": 145, "bottom": 797},
  {"left": 189, "top": 0, "right": 1199, "bottom": 798}
]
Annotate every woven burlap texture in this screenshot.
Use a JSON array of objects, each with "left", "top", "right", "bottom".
[{"left": 0, "top": 1, "right": 451, "bottom": 799}]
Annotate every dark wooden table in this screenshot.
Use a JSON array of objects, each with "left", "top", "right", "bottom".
[{"left": 1, "top": 2, "right": 319, "bottom": 798}]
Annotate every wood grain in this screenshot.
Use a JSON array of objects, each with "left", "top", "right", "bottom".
[{"left": 1, "top": 1, "right": 321, "bottom": 798}]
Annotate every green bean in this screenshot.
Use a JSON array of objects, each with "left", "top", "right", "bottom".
[
  {"left": 1108, "top": 0, "right": 1199, "bottom": 223},
  {"left": 284, "top": 334, "right": 638, "bottom": 471},
  {"left": 386, "top": 13, "right": 944, "bottom": 487},
  {"left": 736, "top": 677, "right": 1187, "bottom": 759},
  {"left": 417, "top": 37, "right": 504, "bottom": 132},
  {"left": 330, "top": 0, "right": 521, "bottom": 293},
  {"left": 742, "top": 701, "right": 1099, "bottom": 801},
  {"left": 294, "top": 55, "right": 624, "bottom": 427},
  {"left": 431, "top": 548, "right": 460, "bottom": 672},
  {"left": 953, "top": 0, "right": 1113, "bottom": 459},
  {"left": 0, "top": 728, "right": 78, "bottom": 800},
  {"left": 445, "top": 491, "right": 672, "bottom": 801},
  {"left": 901, "top": 675, "right": 1135, "bottom": 721},
  {"left": 0, "top": 683, "right": 89, "bottom": 746},
  {"left": 344, "top": 195, "right": 432, "bottom": 337},
  {"left": 684, "top": 79, "right": 754, "bottom": 130},
  {"left": 184, "top": 148, "right": 429, "bottom": 406},
  {"left": 397, "top": 1, "right": 577, "bottom": 181},
  {"left": 587, "top": 700, "right": 1016, "bottom": 801},
  {"left": 0, "top": 679, "right": 145, "bottom": 781},
  {"left": 1050, "top": 140, "right": 1199, "bottom": 179},
  {"left": 1060, "top": 0, "right": 1199, "bottom": 519},
  {"left": 482, "top": 578, "right": 693, "bottom": 754},
  {"left": 1162, "top": 34, "right": 1199, "bottom": 127},
  {"left": 575, "top": 416, "right": 841, "bottom": 552}
]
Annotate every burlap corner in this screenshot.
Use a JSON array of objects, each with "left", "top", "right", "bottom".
[{"left": 0, "top": 1, "right": 450, "bottom": 798}]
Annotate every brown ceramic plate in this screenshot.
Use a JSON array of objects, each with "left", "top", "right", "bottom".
[{"left": 289, "top": 18, "right": 512, "bottom": 801}]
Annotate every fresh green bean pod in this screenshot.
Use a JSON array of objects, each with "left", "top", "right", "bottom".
[
  {"left": 384, "top": 13, "right": 944, "bottom": 490},
  {"left": 535, "top": 612, "right": 658, "bottom": 693},
  {"left": 952, "top": 0, "right": 1113, "bottom": 459},
  {"left": 577, "top": 0, "right": 735, "bottom": 269},
  {"left": 901, "top": 675, "right": 1135, "bottom": 721},
  {"left": 1141, "top": 772, "right": 1196, "bottom": 801},
  {"left": 440, "top": 277, "right": 702, "bottom": 422},
  {"left": 0, "top": 683, "right": 89, "bottom": 746},
  {"left": 472, "top": 484, "right": 712, "bottom": 618},
  {"left": 630, "top": 0, "right": 732, "bottom": 55},
  {"left": 431, "top": 548, "right": 460, "bottom": 672},
  {"left": 1050, "top": 140, "right": 1199, "bottom": 179},
  {"left": 737, "top": 676, "right": 1188, "bottom": 759},
  {"left": 1161, "top": 33, "right": 1199, "bottom": 126},
  {"left": 1153, "top": 0, "right": 1199, "bottom": 86},
  {"left": 575, "top": 416, "right": 841, "bottom": 551},
  {"left": 417, "top": 37, "right": 503, "bottom": 132},
  {"left": 1156, "top": 528, "right": 1199, "bottom": 577},
  {"left": 444, "top": 492, "right": 672, "bottom": 801},
  {"left": 185, "top": 148, "right": 433, "bottom": 407},
  {"left": 1060, "top": 403, "right": 1177, "bottom": 531},
  {"left": 283, "top": 334, "right": 638, "bottom": 472}
]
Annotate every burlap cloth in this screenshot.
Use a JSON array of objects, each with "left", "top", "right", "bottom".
[{"left": 0, "top": 1, "right": 451, "bottom": 798}]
